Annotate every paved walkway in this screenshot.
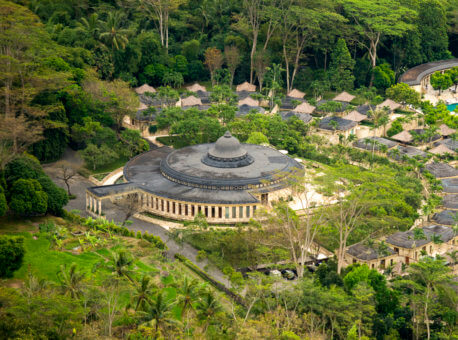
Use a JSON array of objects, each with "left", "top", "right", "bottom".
[{"left": 43, "top": 148, "right": 231, "bottom": 288}]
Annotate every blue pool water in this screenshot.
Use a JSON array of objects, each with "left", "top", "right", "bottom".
[{"left": 447, "top": 103, "right": 457, "bottom": 112}]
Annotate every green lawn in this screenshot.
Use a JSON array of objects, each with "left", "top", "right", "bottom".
[
  {"left": 88, "top": 156, "right": 129, "bottom": 175},
  {"left": 13, "top": 232, "right": 108, "bottom": 282}
]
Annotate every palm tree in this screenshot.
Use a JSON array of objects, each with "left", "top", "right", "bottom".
[
  {"left": 146, "top": 291, "right": 181, "bottom": 336},
  {"left": 177, "top": 277, "right": 200, "bottom": 319},
  {"left": 57, "top": 263, "right": 86, "bottom": 299},
  {"left": 196, "top": 290, "right": 221, "bottom": 331},
  {"left": 78, "top": 13, "right": 100, "bottom": 40},
  {"left": 99, "top": 11, "right": 130, "bottom": 50},
  {"left": 109, "top": 250, "right": 134, "bottom": 281},
  {"left": 132, "top": 275, "right": 156, "bottom": 311}
]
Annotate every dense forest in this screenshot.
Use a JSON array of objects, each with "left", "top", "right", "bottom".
[{"left": 0, "top": 0, "right": 457, "bottom": 339}]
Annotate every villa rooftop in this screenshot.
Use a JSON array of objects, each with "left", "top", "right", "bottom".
[
  {"left": 318, "top": 116, "right": 357, "bottom": 131},
  {"left": 280, "top": 111, "right": 312, "bottom": 124},
  {"left": 424, "top": 162, "right": 458, "bottom": 179},
  {"left": 354, "top": 137, "right": 397, "bottom": 151},
  {"left": 441, "top": 177, "right": 458, "bottom": 193},
  {"left": 442, "top": 194, "right": 458, "bottom": 210},
  {"left": 386, "top": 225, "right": 454, "bottom": 248},
  {"left": 433, "top": 210, "right": 456, "bottom": 225},
  {"left": 236, "top": 104, "right": 265, "bottom": 117},
  {"left": 347, "top": 242, "right": 395, "bottom": 261},
  {"left": 434, "top": 138, "right": 458, "bottom": 152}
]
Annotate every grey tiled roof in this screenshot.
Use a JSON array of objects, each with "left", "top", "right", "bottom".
[
  {"left": 386, "top": 225, "right": 454, "bottom": 248},
  {"left": 424, "top": 163, "right": 458, "bottom": 179},
  {"left": 354, "top": 137, "right": 397, "bottom": 151},
  {"left": 318, "top": 116, "right": 357, "bottom": 131},
  {"left": 433, "top": 210, "right": 457, "bottom": 225},
  {"left": 442, "top": 194, "right": 458, "bottom": 210},
  {"left": 347, "top": 242, "right": 395, "bottom": 260}
]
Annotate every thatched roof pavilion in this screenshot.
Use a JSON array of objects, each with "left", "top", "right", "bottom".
[
  {"left": 186, "top": 83, "right": 207, "bottom": 92},
  {"left": 391, "top": 131, "right": 413, "bottom": 143},
  {"left": 333, "top": 91, "right": 355, "bottom": 103},
  {"left": 429, "top": 144, "right": 455, "bottom": 155},
  {"left": 135, "top": 84, "right": 156, "bottom": 94},
  {"left": 343, "top": 110, "right": 367, "bottom": 122},
  {"left": 293, "top": 102, "right": 316, "bottom": 114},
  {"left": 438, "top": 124, "right": 456, "bottom": 136},
  {"left": 376, "top": 99, "right": 401, "bottom": 112},
  {"left": 238, "top": 96, "right": 260, "bottom": 107},
  {"left": 236, "top": 81, "right": 256, "bottom": 92},
  {"left": 181, "top": 95, "right": 202, "bottom": 107},
  {"left": 287, "top": 89, "right": 306, "bottom": 99}
]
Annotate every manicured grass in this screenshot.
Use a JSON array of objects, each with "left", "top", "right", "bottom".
[{"left": 13, "top": 232, "right": 108, "bottom": 282}]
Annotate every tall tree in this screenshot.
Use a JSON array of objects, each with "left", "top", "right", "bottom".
[
  {"left": 329, "top": 38, "right": 355, "bottom": 91},
  {"left": 139, "top": 0, "right": 186, "bottom": 50},
  {"left": 279, "top": 0, "right": 344, "bottom": 92},
  {"left": 341, "top": 0, "right": 416, "bottom": 86},
  {"left": 99, "top": 11, "right": 130, "bottom": 50},
  {"left": 204, "top": 47, "right": 223, "bottom": 86},
  {"left": 224, "top": 45, "right": 241, "bottom": 87}
]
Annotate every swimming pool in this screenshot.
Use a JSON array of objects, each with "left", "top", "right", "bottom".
[{"left": 447, "top": 103, "right": 457, "bottom": 112}]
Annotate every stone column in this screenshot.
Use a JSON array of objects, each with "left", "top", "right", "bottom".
[
  {"left": 98, "top": 199, "right": 102, "bottom": 216},
  {"left": 89, "top": 195, "right": 93, "bottom": 212},
  {"left": 86, "top": 192, "right": 89, "bottom": 210}
]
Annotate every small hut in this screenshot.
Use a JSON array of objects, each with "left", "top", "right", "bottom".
[
  {"left": 181, "top": 95, "right": 202, "bottom": 107},
  {"left": 343, "top": 110, "right": 367, "bottom": 122},
  {"left": 429, "top": 144, "right": 455, "bottom": 155},
  {"left": 293, "top": 102, "right": 316, "bottom": 114},
  {"left": 333, "top": 91, "right": 355, "bottom": 103},
  {"left": 318, "top": 116, "right": 357, "bottom": 131},
  {"left": 137, "top": 102, "right": 148, "bottom": 111},
  {"left": 376, "top": 99, "right": 401, "bottom": 112},
  {"left": 280, "top": 111, "right": 312, "bottom": 124},
  {"left": 236, "top": 81, "right": 256, "bottom": 92},
  {"left": 238, "top": 96, "right": 260, "bottom": 107},
  {"left": 135, "top": 84, "right": 156, "bottom": 95},
  {"left": 424, "top": 162, "right": 458, "bottom": 179},
  {"left": 287, "top": 89, "right": 306, "bottom": 99},
  {"left": 186, "top": 83, "right": 207, "bottom": 92},
  {"left": 391, "top": 131, "right": 413, "bottom": 143},
  {"left": 438, "top": 124, "right": 456, "bottom": 137}
]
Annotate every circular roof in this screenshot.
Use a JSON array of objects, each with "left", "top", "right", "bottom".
[
  {"left": 208, "top": 131, "right": 247, "bottom": 160},
  {"left": 159, "top": 137, "right": 302, "bottom": 190}
]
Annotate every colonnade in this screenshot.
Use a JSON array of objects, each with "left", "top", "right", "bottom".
[
  {"left": 138, "top": 192, "right": 258, "bottom": 223},
  {"left": 86, "top": 190, "right": 259, "bottom": 223},
  {"left": 86, "top": 192, "right": 103, "bottom": 216}
]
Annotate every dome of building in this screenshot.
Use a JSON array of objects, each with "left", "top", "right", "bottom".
[{"left": 208, "top": 131, "right": 247, "bottom": 160}]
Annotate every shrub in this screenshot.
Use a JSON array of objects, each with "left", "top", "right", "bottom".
[
  {"left": 0, "top": 235, "right": 25, "bottom": 278},
  {"left": 9, "top": 179, "right": 48, "bottom": 216},
  {"left": 39, "top": 221, "right": 57, "bottom": 233}
]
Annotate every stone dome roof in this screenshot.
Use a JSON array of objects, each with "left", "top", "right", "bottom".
[{"left": 208, "top": 131, "right": 247, "bottom": 160}]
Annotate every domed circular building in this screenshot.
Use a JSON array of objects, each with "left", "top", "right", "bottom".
[{"left": 86, "top": 132, "right": 303, "bottom": 223}]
